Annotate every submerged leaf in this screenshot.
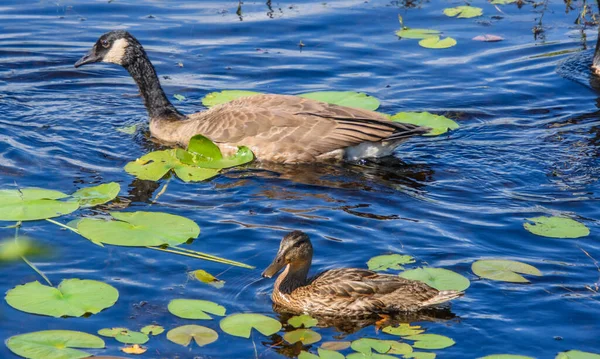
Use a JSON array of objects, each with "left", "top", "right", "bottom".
[
  {"left": 391, "top": 112, "right": 459, "bottom": 136},
  {"left": 202, "top": 90, "right": 263, "bottom": 107},
  {"left": 288, "top": 314, "right": 318, "bottom": 328},
  {"left": 284, "top": 329, "right": 322, "bottom": 345},
  {"left": 140, "top": 325, "right": 164, "bottom": 336},
  {"left": 0, "top": 188, "right": 79, "bottom": 222},
  {"left": 418, "top": 36, "right": 457, "bottom": 49},
  {"left": 555, "top": 350, "right": 600, "bottom": 359},
  {"left": 5, "top": 279, "right": 118, "bottom": 318},
  {"left": 396, "top": 28, "right": 440, "bottom": 39},
  {"left": 167, "top": 325, "right": 218, "bottom": 347},
  {"left": 443, "top": 6, "right": 483, "bottom": 18},
  {"left": 399, "top": 267, "right": 470, "bottom": 292},
  {"left": 403, "top": 334, "right": 455, "bottom": 350},
  {"left": 298, "top": 91, "right": 380, "bottom": 111},
  {"left": 71, "top": 182, "right": 120, "bottom": 208},
  {"left": 174, "top": 94, "right": 186, "bottom": 101},
  {"left": 168, "top": 299, "right": 226, "bottom": 320},
  {"left": 382, "top": 323, "right": 424, "bottom": 336},
  {"left": 6, "top": 330, "right": 105, "bottom": 359},
  {"left": 192, "top": 269, "right": 225, "bottom": 288},
  {"left": 220, "top": 313, "right": 282, "bottom": 338},
  {"left": 472, "top": 259, "right": 542, "bottom": 283},
  {"left": 77, "top": 211, "right": 200, "bottom": 247},
  {"left": 367, "top": 254, "right": 415, "bottom": 271},
  {"left": 524, "top": 216, "right": 590, "bottom": 239},
  {"left": 116, "top": 124, "right": 137, "bottom": 135}
]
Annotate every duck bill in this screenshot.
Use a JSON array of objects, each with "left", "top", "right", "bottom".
[
  {"left": 74, "top": 48, "right": 101, "bottom": 68},
  {"left": 261, "top": 257, "right": 286, "bottom": 278}
]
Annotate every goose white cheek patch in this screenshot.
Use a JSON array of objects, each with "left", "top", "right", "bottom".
[{"left": 103, "top": 38, "right": 128, "bottom": 65}]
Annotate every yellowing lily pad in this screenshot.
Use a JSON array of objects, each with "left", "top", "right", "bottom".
[
  {"left": 0, "top": 188, "right": 79, "bottom": 222},
  {"left": 77, "top": 211, "right": 200, "bottom": 247},
  {"left": 418, "top": 36, "right": 457, "bottom": 49},
  {"left": 71, "top": 182, "right": 120, "bottom": 208},
  {"left": 367, "top": 254, "right": 415, "bottom": 271},
  {"left": 524, "top": 216, "right": 590, "bottom": 239},
  {"left": 556, "top": 350, "right": 600, "bottom": 359},
  {"left": 472, "top": 259, "right": 542, "bottom": 283},
  {"left": 298, "top": 91, "right": 380, "bottom": 111},
  {"left": 443, "top": 6, "right": 483, "bottom": 18},
  {"left": 284, "top": 329, "right": 322, "bottom": 345},
  {"left": 202, "top": 90, "right": 262, "bottom": 107},
  {"left": 192, "top": 269, "right": 225, "bottom": 288},
  {"left": 6, "top": 330, "right": 105, "bottom": 359},
  {"left": 399, "top": 267, "right": 470, "bottom": 292},
  {"left": 167, "top": 325, "right": 218, "bottom": 347},
  {"left": 219, "top": 313, "right": 282, "bottom": 338},
  {"left": 382, "top": 323, "right": 424, "bottom": 336},
  {"left": 121, "top": 344, "right": 146, "bottom": 354},
  {"left": 396, "top": 28, "right": 441, "bottom": 39},
  {"left": 140, "top": 325, "right": 164, "bottom": 336},
  {"left": 168, "top": 299, "right": 226, "bottom": 320},
  {"left": 288, "top": 314, "right": 318, "bottom": 328},
  {"left": 391, "top": 112, "right": 459, "bottom": 136},
  {"left": 5, "top": 279, "right": 118, "bottom": 318},
  {"left": 403, "top": 334, "right": 455, "bottom": 350},
  {"left": 321, "top": 341, "right": 351, "bottom": 351},
  {"left": 0, "top": 238, "right": 47, "bottom": 263}
]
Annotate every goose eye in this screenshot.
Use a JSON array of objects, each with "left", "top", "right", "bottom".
[{"left": 101, "top": 39, "right": 110, "bottom": 48}]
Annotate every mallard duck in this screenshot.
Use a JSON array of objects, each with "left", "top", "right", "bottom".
[
  {"left": 261, "top": 231, "right": 463, "bottom": 317},
  {"left": 74, "top": 30, "right": 429, "bottom": 164}
]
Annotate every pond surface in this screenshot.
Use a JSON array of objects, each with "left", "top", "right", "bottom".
[{"left": 1, "top": 0, "right": 599, "bottom": 358}]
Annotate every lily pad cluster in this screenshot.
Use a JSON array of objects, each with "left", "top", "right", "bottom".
[{"left": 395, "top": 16, "right": 456, "bottom": 49}]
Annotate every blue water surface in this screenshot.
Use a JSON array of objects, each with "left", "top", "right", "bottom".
[{"left": 1, "top": 0, "right": 599, "bottom": 358}]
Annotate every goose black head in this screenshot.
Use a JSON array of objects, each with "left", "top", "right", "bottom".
[{"left": 75, "top": 30, "right": 141, "bottom": 68}]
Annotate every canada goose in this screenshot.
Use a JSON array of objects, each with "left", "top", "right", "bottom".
[
  {"left": 75, "top": 31, "right": 429, "bottom": 163},
  {"left": 262, "top": 231, "right": 463, "bottom": 316}
]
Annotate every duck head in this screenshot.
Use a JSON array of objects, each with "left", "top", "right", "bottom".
[
  {"left": 75, "top": 30, "right": 141, "bottom": 68},
  {"left": 262, "top": 231, "right": 313, "bottom": 278}
]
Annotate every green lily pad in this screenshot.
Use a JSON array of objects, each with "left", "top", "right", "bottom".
[
  {"left": 443, "top": 6, "right": 483, "bottom": 18},
  {"left": 284, "top": 329, "right": 322, "bottom": 345},
  {"left": 472, "top": 259, "right": 542, "bottom": 283},
  {"left": 399, "top": 267, "right": 470, "bottom": 292},
  {"left": 396, "top": 28, "right": 441, "bottom": 39},
  {"left": 288, "top": 314, "right": 318, "bottom": 328},
  {"left": 124, "top": 149, "right": 220, "bottom": 182},
  {"left": 140, "top": 325, "right": 164, "bottom": 336},
  {"left": 403, "top": 334, "right": 455, "bottom": 350},
  {"left": 524, "top": 216, "right": 590, "bottom": 239},
  {"left": 556, "top": 351, "right": 600, "bottom": 359},
  {"left": 168, "top": 299, "right": 226, "bottom": 320},
  {"left": 405, "top": 353, "right": 437, "bottom": 359},
  {"left": 387, "top": 341, "right": 413, "bottom": 355},
  {"left": 202, "top": 90, "right": 263, "bottom": 107},
  {"left": 97, "top": 328, "right": 128, "bottom": 337},
  {"left": 5, "top": 279, "right": 118, "bottom": 318},
  {"left": 77, "top": 211, "right": 200, "bottom": 247},
  {"left": 183, "top": 135, "right": 254, "bottom": 169},
  {"left": 479, "top": 356, "right": 535, "bottom": 359},
  {"left": 418, "top": 36, "right": 457, "bottom": 49},
  {"left": 298, "top": 91, "right": 380, "bottom": 111},
  {"left": 219, "top": 313, "right": 282, "bottom": 338},
  {"left": 6, "top": 330, "right": 105, "bottom": 359},
  {"left": 346, "top": 353, "right": 398, "bottom": 359},
  {"left": 192, "top": 269, "right": 225, "bottom": 288},
  {"left": 0, "top": 188, "right": 79, "bottom": 222},
  {"left": 351, "top": 338, "right": 391, "bottom": 354},
  {"left": 321, "top": 341, "right": 351, "bottom": 351},
  {"left": 97, "top": 328, "right": 148, "bottom": 344},
  {"left": 367, "top": 254, "right": 415, "bottom": 271},
  {"left": 300, "top": 352, "right": 321, "bottom": 359},
  {"left": 174, "top": 94, "right": 186, "bottom": 101},
  {"left": 382, "top": 323, "right": 424, "bottom": 336},
  {"left": 391, "top": 112, "right": 458, "bottom": 136},
  {"left": 71, "top": 182, "right": 120, "bottom": 208},
  {"left": 318, "top": 348, "right": 346, "bottom": 359},
  {"left": 490, "top": 0, "right": 517, "bottom": 4},
  {"left": 166, "top": 325, "right": 218, "bottom": 347}
]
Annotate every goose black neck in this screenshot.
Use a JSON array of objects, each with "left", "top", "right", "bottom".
[{"left": 123, "top": 46, "right": 184, "bottom": 120}]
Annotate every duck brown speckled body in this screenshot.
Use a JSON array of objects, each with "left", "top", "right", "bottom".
[
  {"left": 262, "top": 231, "right": 463, "bottom": 317},
  {"left": 74, "top": 30, "right": 429, "bottom": 164}
]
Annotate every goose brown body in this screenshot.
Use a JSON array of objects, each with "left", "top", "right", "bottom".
[
  {"left": 75, "top": 30, "right": 429, "bottom": 164},
  {"left": 262, "top": 231, "right": 463, "bottom": 317}
]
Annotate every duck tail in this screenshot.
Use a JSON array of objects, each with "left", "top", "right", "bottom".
[{"left": 420, "top": 290, "right": 464, "bottom": 308}]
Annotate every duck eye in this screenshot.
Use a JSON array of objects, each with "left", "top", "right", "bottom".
[{"left": 101, "top": 39, "right": 110, "bottom": 48}]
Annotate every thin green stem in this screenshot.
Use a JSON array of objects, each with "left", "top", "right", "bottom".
[
  {"left": 147, "top": 246, "right": 254, "bottom": 269},
  {"left": 171, "top": 245, "right": 255, "bottom": 269},
  {"left": 45, "top": 218, "right": 80, "bottom": 234},
  {"left": 15, "top": 221, "right": 53, "bottom": 287}
]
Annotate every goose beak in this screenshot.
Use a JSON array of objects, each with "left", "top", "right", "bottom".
[
  {"left": 74, "top": 48, "right": 101, "bottom": 68},
  {"left": 261, "top": 256, "right": 286, "bottom": 278}
]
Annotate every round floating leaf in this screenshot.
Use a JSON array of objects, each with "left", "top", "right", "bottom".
[
  {"left": 403, "top": 334, "right": 455, "bottom": 350},
  {"left": 318, "top": 348, "right": 346, "bottom": 359},
  {"left": 418, "top": 36, "right": 457, "bottom": 49},
  {"left": 399, "top": 267, "right": 470, "bottom": 292},
  {"left": 174, "top": 94, "right": 186, "bottom": 101},
  {"left": 367, "top": 254, "right": 415, "bottom": 271},
  {"left": 556, "top": 351, "right": 600, "bottom": 359},
  {"left": 187, "top": 135, "right": 223, "bottom": 161},
  {"left": 77, "top": 211, "right": 200, "bottom": 247},
  {"left": 192, "top": 269, "right": 225, "bottom": 288},
  {"left": 490, "top": 0, "right": 517, "bottom": 4},
  {"left": 284, "top": 329, "right": 322, "bottom": 345},
  {"left": 98, "top": 328, "right": 128, "bottom": 337},
  {"left": 347, "top": 353, "right": 398, "bottom": 359},
  {"left": 351, "top": 338, "right": 391, "bottom": 354},
  {"left": 140, "top": 325, "right": 164, "bottom": 336},
  {"left": 124, "top": 149, "right": 219, "bottom": 182},
  {"left": 299, "top": 91, "right": 380, "bottom": 111},
  {"left": 443, "top": 6, "right": 483, "bottom": 18},
  {"left": 168, "top": 299, "right": 226, "bottom": 320},
  {"left": 391, "top": 112, "right": 459, "bottom": 136},
  {"left": 202, "top": 90, "right": 263, "bottom": 107},
  {"left": 288, "top": 314, "right": 318, "bottom": 328},
  {"left": 121, "top": 344, "right": 146, "bottom": 354},
  {"left": 300, "top": 352, "right": 320, "bottom": 359},
  {"left": 113, "top": 330, "right": 148, "bottom": 345},
  {"left": 479, "top": 356, "right": 534, "bottom": 359},
  {"left": 387, "top": 341, "right": 413, "bottom": 355},
  {"left": 472, "top": 259, "right": 542, "bottom": 283},
  {"left": 167, "top": 325, "right": 218, "bottom": 347},
  {"left": 183, "top": 137, "right": 254, "bottom": 169},
  {"left": 321, "top": 341, "right": 351, "bottom": 351},
  {"left": 220, "top": 313, "right": 282, "bottom": 338},
  {"left": 0, "top": 188, "right": 79, "bottom": 222},
  {"left": 6, "top": 330, "right": 105, "bottom": 359},
  {"left": 524, "top": 216, "right": 590, "bottom": 239},
  {"left": 406, "top": 353, "right": 437, "bottom": 359},
  {"left": 71, "top": 182, "right": 120, "bottom": 208},
  {"left": 5, "top": 279, "right": 118, "bottom": 318},
  {"left": 382, "top": 323, "right": 424, "bottom": 336},
  {"left": 396, "top": 28, "right": 440, "bottom": 39}
]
